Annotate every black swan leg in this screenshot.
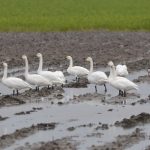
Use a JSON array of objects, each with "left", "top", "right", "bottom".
[
  {"left": 104, "top": 84, "right": 107, "bottom": 92},
  {"left": 95, "top": 85, "right": 97, "bottom": 93}
]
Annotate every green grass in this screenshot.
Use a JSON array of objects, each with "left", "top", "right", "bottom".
[{"left": 0, "top": 0, "right": 150, "bottom": 31}]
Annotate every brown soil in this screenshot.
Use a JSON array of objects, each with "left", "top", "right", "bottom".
[{"left": 0, "top": 31, "right": 150, "bottom": 72}]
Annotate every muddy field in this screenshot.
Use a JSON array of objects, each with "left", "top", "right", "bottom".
[{"left": 0, "top": 31, "right": 150, "bottom": 150}]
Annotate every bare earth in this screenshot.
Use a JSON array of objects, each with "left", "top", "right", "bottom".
[{"left": 0, "top": 31, "right": 150, "bottom": 71}]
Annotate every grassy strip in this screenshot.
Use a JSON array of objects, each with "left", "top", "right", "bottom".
[{"left": 0, "top": 0, "right": 150, "bottom": 31}]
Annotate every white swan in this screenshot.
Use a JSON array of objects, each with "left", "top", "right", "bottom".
[
  {"left": 66, "top": 56, "right": 89, "bottom": 82},
  {"left": 36, "top": 53, "right": 65, "bottom": 85},
  {"left": 2, "top": 62, "right": 32, "bottom": 95},
  {"left": 116, "top": 64, "right": 128, "bottom": 77},
  {"left": 86, "top": 57, "right": 108, "bottom": 92},
  {"left": 108, "top": 61, "right": 138, "bottom": 97},
  {"left": 22, "top": 55, "right": 51, "bottom": 90}
]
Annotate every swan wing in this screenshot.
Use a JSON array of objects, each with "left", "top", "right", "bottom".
[
  {"left": 38, "top": 71, "right": 61, "bottom": 81},
  {"left": 68, "top": 66, "right": 89, "bottom": 76},
  {"left": 113, "top": 77, "right": 138, "bottom": 90},
  {"left": 2, "top": 77, "right": 32, "bottom": 89},
  {"left": 26, "top": 74, "right": 51, "bottom": 86},
  {"left": 54, "top": 71, "right": 66, "bottom": 82},
  {"left": 88, "top": 71, "right": 108, "bottom": 84}
]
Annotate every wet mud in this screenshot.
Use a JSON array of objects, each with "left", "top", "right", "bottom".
[
  {"left": 0, "top": 123, "right": 56, "bottom": 149},
  {"left": 115, "top": 113, "right": 150, "bottom": 128},
  {"left": 0, "top": 95, "right": 25, "bottom": 107},
  {"left": 91, "top": 128, "right": 145, "bottom": 150},
  {"left": 15, "top": 138, "right": 76, "bottom": 150},
  {"left": 0, "top": 31, "right": 150, "bottom": 150},
  {"left": 14, "top": 107, "right": 43, "bottom": 115},
  {"left": 0, "top": 115, "right": 8, "bottom": 121}
]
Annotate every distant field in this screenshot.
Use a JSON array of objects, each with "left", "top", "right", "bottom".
[{"left": 0, "top": 0, "right": 150, "bottom": 31}]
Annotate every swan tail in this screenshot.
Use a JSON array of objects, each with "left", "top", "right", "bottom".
[
  {"left": 98, "top": 79, "right": 108, "bottom": 83},
  {"left": 135, "top": 85, "right": 138, "bottom": 90},
  {"left": 133, "top": 84, "right": 138, "bottom": 90}
]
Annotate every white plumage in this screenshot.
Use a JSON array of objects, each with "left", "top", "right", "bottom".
[
  {"left": 22, "top": 55, "right": 51, "bottom": 89},
  {"left": 36, "top": 53, "right": 65, "bottom": 85},
  {"left": 2, "top": 62, "right": 32, "bottom": 95},
  {"left": 86, "top": 57, "right": 108, "bottom": 92},
  {"left": 108, "top": 61, "right": 138, "bottom": 97},
  {"left": 66, "top": 56, "right": 89, "bottom": 81},
  {"left": 116, "top": 64, "right": 128, "bottom": 77},
  {"left": 53, "top": 71, "right": 66, "bottom": 84}
]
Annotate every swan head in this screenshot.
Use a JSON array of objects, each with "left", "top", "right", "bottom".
[
  {"left": 86, "top": 57, "right": 92, "bottom": 62},
  {"left": 2, "top": 62, "right": 7, "bottom": 67},
  {"left": 66, "top": 56, "right": 72, "bottom": 60},
  {"left": 36, "top": 53, "right": 42, "bottom": 58},
  {"left": 22, "top": 55, "right": 27, "bottom": 60},
  {"left": 108, "top": 61, "right": 114, "bottom": 67}
]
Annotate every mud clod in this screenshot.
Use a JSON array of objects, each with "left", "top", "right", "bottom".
[
  {"left": 15, "top": 107, "right": 43, "bottom": 115},
  {"left": 0, "top": 116, "right": 8, "bottom": 121},
  {"left": 115, "top": 113, "right": 150, "bottom": 128},
  {"left": 67, "top": 127, "right": 76, "bottom": 131},
  {"left": 107, "top": 109, "right": 113, "bottom": 111},
  {"left": 57, "top": 101, "right": 64, "bottom": 105},
  {"left": 95, "top": 124, "right": 109, "bottom": 130},
  {"left": 0, "top": 95, "right": 25, "bottom": 107}
]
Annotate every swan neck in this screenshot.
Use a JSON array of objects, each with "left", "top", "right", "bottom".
[
  {"left": 109, "top": 66, "right": 116, "bottom": 79},
  {"left": 3, "top": 65, "right": 7, "bottom": 79},
  {"left": 38, "top": 56, "right": 43, "bottom": 72},
  {"left": 69, "top": 58, "right": 73, "bottom": 67},
  {"left": 24, "top": 58, "right": 29, "bottom": 76},
  {"left": 89, "top": 59, "right": 93, "bottom": 73}
]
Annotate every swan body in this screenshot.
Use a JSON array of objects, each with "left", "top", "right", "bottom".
[
  {"left": 108, "top": 61, "right": 138, "bottom": 96},
  {"left": 53, "top": 71, "right": 66, "bottom": 84},
  {"left": 86, "top": 57, "right": 108, "bottom": 92},
  {"left": 116, "top": 64, "right": 128, "bottom": 77},
  {"left": 88, "top": 71, "right": 108, "bottom": 85},
  {"left": 109, "top": 77, "right": 138, "bottom": 91},
  {"left": 2, "top": 62, "right": 32, "bottom": 95},
  {"left": 66, "top": 56, "right": 89, "bottom": 80},
  {"left": 22, "top": 55, "right": 51, "bottom": 88},
  {"left": 36, "top": 53, "right": 65, "bottom": 85}
]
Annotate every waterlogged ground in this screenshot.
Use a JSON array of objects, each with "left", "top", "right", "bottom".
[{"left": 0, "top": 32, "right": 150, "bottom": 150}]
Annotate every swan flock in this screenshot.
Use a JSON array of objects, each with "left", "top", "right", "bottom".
[{"left": 1, "top": 54, "right": 138, "bottom": 97}]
